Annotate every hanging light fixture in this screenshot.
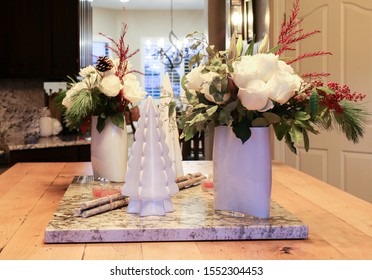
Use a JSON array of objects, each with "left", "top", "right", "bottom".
[{"left": 156, "top": 0, "right": 184, "bottom": 69}]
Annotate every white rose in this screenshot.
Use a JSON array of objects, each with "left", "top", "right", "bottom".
[
  {"left": 267, "top": 60, "right": 302, "bottom": 104},
  {"left": 232, "top": 53, "right": 278, "bottom": 87},
  {"left": 123, "top": 73, "right": 137, "bottom": 81},
  {"left": 99, "top": 75, "right": 123, "bottom": 97},
  {"left": 267, "top": 71, "right": 302, "bottom": 104},
  {"left": 79, "top": 65, "right": 96, "bottom": 77},
  {"left": 237, "top": 79, "right": 273, "bottom": 111},
  {"left": 123, "top": 78, "right": 146, "bottom": 103},
  {"left": 185, "top": 64, "right": 205, "bottom": 90}
]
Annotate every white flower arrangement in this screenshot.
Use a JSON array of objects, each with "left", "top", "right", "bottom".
[{"left": 56, "top": 22, "right": 146, "bottom": 133}]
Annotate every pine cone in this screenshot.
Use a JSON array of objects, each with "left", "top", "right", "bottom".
[{"left": 96, "top": 56, "right": 114, "bottom": 72}]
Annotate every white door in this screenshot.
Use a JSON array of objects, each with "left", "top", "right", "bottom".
[{"left": 272, "top": 0, "right": 372, "bottom": 203}]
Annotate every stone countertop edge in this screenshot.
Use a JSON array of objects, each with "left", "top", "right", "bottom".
[
  {"left": 44, "top": 175, "right": 309, "bottom": 243},
  {"left": 6, "top": 135, "right": 91, "bottom": 151}
]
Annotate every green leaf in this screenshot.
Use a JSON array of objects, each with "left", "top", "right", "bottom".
[
  {"left": 295, "top": 111, "right": 311, "bottom": 121},
  {"left": 309, "top": 91, "right": 319, "bottom": 117},
  {"left": 285, "top": 132, "right": 297, "bottom": 154},
  {"left": 181, "top": 75, "right": 188, "bottom": 91},
  {"left": 168, "top": 101, "right": 176, "bottom": 118},
  {"left": 193, "top": 103, "right": 208, "bottom": 110},
  {"left": 236, "top": 35, "right": 243, "bottom": 57},
  {"left": 218, "top": 109, "right": 233, "bottom": 126},
  {"left": 267, "top": 44, "right": 283, "bottom": 54},
  {"left": 262, "top": 112, "right": 281, "bottom": 124},
  {"left": 110, "top": 113, "right": 124, "bottom": 129},
  {"left": 96, "top": 116, "right": 106, "bottom": 133},
  {"left": 245, "top": 35, "right": 256, "bottom": 56},
  {"left": 206, "top": 105, "right": 218, "bottom": 116},
  {"left": 303, "top": 129, "right": 310, "bottom": 152},
  {"left": 252, "top": 117, "right": 269, "bottom": 127},
  {"left": 258, "top": 34, "right": 269, "bottom": 53},
  {"left": 290, "top": 124, "right": 303, "bottom": 144},
  {"left": 189, "top": 41, "right": 201, "bottom": 50},
  {"left": 227, "top": 33, "right": 237, "bottom": 61},
  {"left": 317, "top": 86, "right": 335, "bottom": 95},
  {"left": 232, "top": 120, "right": 252, "bottom": 143},
  {"left": 224, "top": 100, "right": 239, "bottom": 112},
  {"left": 273, "top": 120, "right": 290, "bottom": 141},
  {"left": 187, "top": 113, "right": 206, "bottom": 126}
]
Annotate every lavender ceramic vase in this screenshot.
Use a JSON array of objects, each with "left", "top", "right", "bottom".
[{"left": 212, "top": 126, "right": 272, "bottom": 218}]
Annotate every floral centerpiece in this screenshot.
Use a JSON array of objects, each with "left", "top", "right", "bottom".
[
  {"left": 55, "top": 21, "right": 146, "bottom": 183},
  {"left": 179, "top": 0, "right": 367, "bottom": 153},
  {"left": 179, "top": 0, "right": 368, "bottom": 218},
  {"left": 56, "top": 22, "right": 146, "bottom": 134}
]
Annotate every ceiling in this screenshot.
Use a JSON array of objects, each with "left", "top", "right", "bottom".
[{"left": 91, "top": 0, "right": 205, "bottom": 10}]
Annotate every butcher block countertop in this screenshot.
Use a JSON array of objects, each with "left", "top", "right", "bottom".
[{"left": 0, "top": 161, "right": 371, "bottom": 260}]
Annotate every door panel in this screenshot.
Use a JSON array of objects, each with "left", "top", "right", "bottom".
[{"left": 272, "top": 0, "right": 372, "bottom": 203}]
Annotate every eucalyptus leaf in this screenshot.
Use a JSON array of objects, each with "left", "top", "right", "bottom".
[
  {"left": 206, "top": 105, "right": 218, "bottom": 116},
  {"left": 168, "top": 101, "right": 176, "bottom": 118}
]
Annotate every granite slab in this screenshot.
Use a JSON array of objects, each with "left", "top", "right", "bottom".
[{"left": 44, "top": 174, "right": 308, "bottom": 243}]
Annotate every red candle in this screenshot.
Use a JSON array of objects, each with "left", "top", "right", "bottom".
[
  {"left": 92, "top": 187, "right": 121, "bottom": 198},
  {"left": 201, "top": 179, "right": 214, "bottom": 192}
]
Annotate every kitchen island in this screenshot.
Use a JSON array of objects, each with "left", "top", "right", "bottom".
[
  {"left": 1, "top": 135, "right": 91, "bottom": 167},
  {"left": 0, "top": 161, "right": 371, "bottom": 260}
]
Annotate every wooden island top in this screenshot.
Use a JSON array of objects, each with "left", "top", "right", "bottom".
[{"left": 0, "top": 161, "right": 371, "bottom": 260}]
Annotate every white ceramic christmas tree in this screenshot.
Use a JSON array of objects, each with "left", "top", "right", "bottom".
[
  {"left": 159, "top": 72, "right": 184, "bottom": 177},
  {"left": 122, "top": 96, "right": 179, "bottom": 216}
]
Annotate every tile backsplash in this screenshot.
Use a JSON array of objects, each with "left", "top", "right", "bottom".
[{"left": 0, "top": 79, "right": 45, "bottom": 142}]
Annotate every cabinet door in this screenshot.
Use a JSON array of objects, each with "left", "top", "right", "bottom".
[
  {"left": 49, "top": 0, "right": 79, "bottom": 79},
  {"left": 0, "top": 0, "right": 79, "bottom": 79},
  {"left": 0, "top": 0, "right": 51, "bottom": 78}
]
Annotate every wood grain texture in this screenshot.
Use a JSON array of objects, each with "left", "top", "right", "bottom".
[{"left": 0, "top": 161, "right": 371, "bottom": 260}]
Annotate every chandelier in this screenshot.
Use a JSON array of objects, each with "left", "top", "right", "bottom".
[{"left": 156, "top": 0, "right": 184, "bottom": 69}]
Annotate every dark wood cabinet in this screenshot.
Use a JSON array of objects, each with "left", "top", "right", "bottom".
[
  {"left": 9, "top": 144, "right": 91, "bottom": 166},
  {"left": 0, "top": 0, "right": 79, "bottom": 79}
]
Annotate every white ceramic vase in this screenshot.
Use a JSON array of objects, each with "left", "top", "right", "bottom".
[
  {"left": 212, "top": 126, "right": 272, "bottom": 218},
  {"left": 90, "top": 116, "right": 128, "bottom": 182}
]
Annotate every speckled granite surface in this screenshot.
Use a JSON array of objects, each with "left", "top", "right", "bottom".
[
  {"left": 0, "top": 79, "right": 44, "bottom": 142},
  {"left": 7, "top": 135, "right": 90, "bottom": 151},
  {"left": 45, "top": 162, "right": 308, "bottom": 243}
]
